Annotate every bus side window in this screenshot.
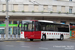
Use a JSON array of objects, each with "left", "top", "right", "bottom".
[
  {"left": 38, "top": 22, "right": 41, "bottom": 31},
  {"left": 35, "top": 22, "right": 39, "bottom": 31},
  {"left": 38, "top": 22, "right": 43, "bottom": 31},
  {"left": 43, "top": 27, "right": 45, "bottom": 30}
]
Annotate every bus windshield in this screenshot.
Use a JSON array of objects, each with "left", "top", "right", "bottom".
[{"left": 21, "top": 21, "right": 34, "bottom": 31}]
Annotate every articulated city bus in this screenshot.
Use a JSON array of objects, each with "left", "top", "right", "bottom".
[{"left": 20, "top": 20, "right": 70, "bottom": 41}]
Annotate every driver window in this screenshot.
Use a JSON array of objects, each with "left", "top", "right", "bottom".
[{"left": 28, "top": 24, "right": 32, "bottom": 31}]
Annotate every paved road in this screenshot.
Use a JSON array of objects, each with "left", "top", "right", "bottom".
[{"left": 0, "top": 40, "right": 75, "bottom": 50}]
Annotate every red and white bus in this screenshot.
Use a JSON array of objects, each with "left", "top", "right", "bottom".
[{"left": 20, "top": 20, "right": 70, "bottom": 41}]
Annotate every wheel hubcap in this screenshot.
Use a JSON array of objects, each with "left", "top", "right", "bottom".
[
  {"left": 61, "top": 37, "right": 63, "bottom": 40},
  {"left": 43, "top": 36, "right": 45, "bottom": 39}
]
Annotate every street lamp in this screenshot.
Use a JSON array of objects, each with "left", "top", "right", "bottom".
[{"left": 5, "top": 0, "right": 9, "bottom": 40}]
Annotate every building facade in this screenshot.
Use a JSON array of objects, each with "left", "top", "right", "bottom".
[{"left": 0, "top": 0, "right": 75, "bottom": 34}]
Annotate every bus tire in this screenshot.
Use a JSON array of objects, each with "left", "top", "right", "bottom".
[
  {"left": 60, "top": 35, "right": 64, "bottom": 41},
  {"left": 41, "top": 35, "right": 46, "bottom": 41},
  {"left": 49, "top": 39, "right": 54, "bottom": 40},
  {"left": 30, "top": 39, "right": 33, "bottom": 41}
]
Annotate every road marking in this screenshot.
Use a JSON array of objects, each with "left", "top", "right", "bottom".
[
  {"left": 6, "top": 45, "right": 14, "bottom": 47},
  {"left": 16, "top": 41, "right": 24, "bottom": 42},
  {"left": 39, "top": 47, "right": 48, "bottom": 50},
  {"left": 16, "top": 41, "right": 33, "bottom": 42},
  {"left": 21, "top": 46, "right": 30, "bottom": 48}
]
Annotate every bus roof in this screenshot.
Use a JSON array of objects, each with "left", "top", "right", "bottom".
[
  {"left": 38, "top": 20, "right": 54, "bottom": 23},
  {"left": 38, "top": 20, "right": 69, "bottom": 25},
  {"left": 22, "top": 20, "right": 69, "bottom": 25}
]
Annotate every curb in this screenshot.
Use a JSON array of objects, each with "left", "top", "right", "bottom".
[
  {"left": 70, "top": 38, "right": 75, "bottom": 39},
  {"left": 0, "top": 39, "right": 26, "bottom": 42}
]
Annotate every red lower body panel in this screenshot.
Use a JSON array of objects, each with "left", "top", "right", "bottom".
[{"left": 24, "top": 31, "right": 41, "bottom": 39}]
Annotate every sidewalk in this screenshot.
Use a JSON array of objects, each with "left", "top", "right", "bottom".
[
  {"left": 0, "top": 38, "right": 75, "bottom": 42},
  {"left": 0, "top": 39, "right": 26, "bottom": 42},
  {"left": 70, "top": 37, "right": 75, "bottom": 40}
]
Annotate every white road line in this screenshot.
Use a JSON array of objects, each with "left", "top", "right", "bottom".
[
  {"left": 39, "top": 47, "right": 48, "bottom": 50},
  {"left": 21, "top": 46, "right": 30, "bottom": 48},
  {"left": 6, "top": 45, "right": 14, "bottom": 47}
]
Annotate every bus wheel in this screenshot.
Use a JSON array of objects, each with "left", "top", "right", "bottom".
[
  {"left": 49, "top": 39, "right": 54, "bottom": 40},
  {"left": 60, "top": 35, "right": 64, "bottom": 41},
  {"left": 30, "top": 39, "right": 33, "bottom": 41},
  {"left": 41, "top": 35, "right": 46, "bottom": 41}
]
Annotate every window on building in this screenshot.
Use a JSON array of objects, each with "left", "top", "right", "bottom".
[
  {"left": 43, "top": 5, "right": 48, "bottom": 12},
  {"left": 13, "top": 27, "right": 20, "bottom": 35},
  {"left": 3, "top": 4, "right": 6, "bottom": 11},
  {"left": 13, "top": 4, "right": 18, "bottom": 11},
  {"left": 13, "top": 21, "right": 20, "bottom": 24},
  {"left": 69, "top": 6, "right": 73, "bottom": 13},
  {"left": 61, "top": 6, "right": 65, "bottom": 13},
  {"left": 69, "top": 9, "right": 72, "bottom": 13},
  {"left": 9, "top": 27, "right": 12, "bottom": 35},
  {"left": 0, "top": 28, "right": 5, "bottom": 34},
  {"left": 0, "top": 21, "right": 5, "bottom": 24},
  {"left": 69, "top": 0, "right": 72, "bottom": 1},
  {"left": 9, "top": 21, "right": 12, "bottom": 24},
  {"left": 61, "top": 21, "right": 66, "bottom": 24},
  {"left": 17, "top": 21, "right": 20, "bottom": 24},
  {"left": 24, "top": 5, "right": 28, "bottom": 12},
  {"left": 53, "top": 5, "right": 57, "bottom": 12},
  {"left": 13, "top": 27, "right": 17, "bottom": 35},
  {"left": 13, "top": 21, "right": 17, "bottom": 24},
  {"left": 34, "top": 5, "right": 38, "bottom": 12}
]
